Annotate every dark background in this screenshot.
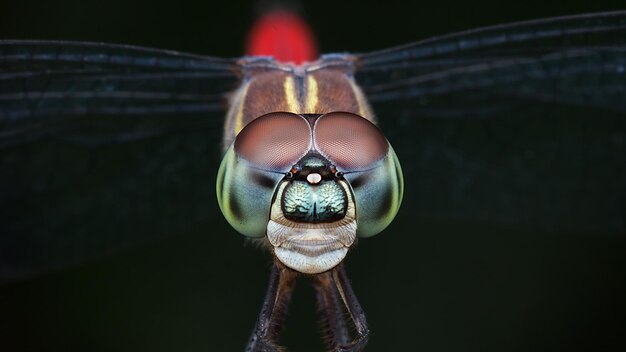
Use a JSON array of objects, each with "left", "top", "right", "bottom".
[{"left": 1, "top": 1, "right": 625, "bottom": 351}]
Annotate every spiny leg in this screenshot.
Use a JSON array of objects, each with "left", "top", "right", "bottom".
[
  {"left": 314, "top": 264, "right": 370, "bottom": 352},
  {"left": 313, "top": 271, "right": 352, "bottom": 348},
  {"left": 332, "top": 264, "right": 369, "bottom": 352},
  {"left": 246, "top": 261, "right": 297, "bottom": 352}
]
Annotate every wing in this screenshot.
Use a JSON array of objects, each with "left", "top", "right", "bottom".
[
  {"left": 353, "top": 11, "right": 626, "bottom": 234},
  {"left": 0, "top": 41, "right": 242, "bottom": 280}
]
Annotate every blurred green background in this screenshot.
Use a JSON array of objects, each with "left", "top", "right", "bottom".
[{"left": 1, "top": 0, "right": 625, "bottom": 351}]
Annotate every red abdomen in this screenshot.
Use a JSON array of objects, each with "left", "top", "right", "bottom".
[{"left": 246, "top": 10, "right": 317, "bottom": 64}]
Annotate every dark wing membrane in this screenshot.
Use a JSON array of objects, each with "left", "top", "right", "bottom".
[
  {"left": 0, "top": 41, "right": 242, "bottom": 280},
  {"left": 353, "top": 11, "right": 626, "bottom": 235},
  {"left": 0, "top": 40, "right": 240, "bottom": 146}
]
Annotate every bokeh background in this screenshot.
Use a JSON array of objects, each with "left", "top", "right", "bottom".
[{"left": 1, "top": 0, "right": 625, "bottom": 351}]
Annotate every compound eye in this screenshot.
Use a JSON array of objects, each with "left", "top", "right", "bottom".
[
  {"left": 235, "top": 112, "right": 312, "bottom": 171},
  {"left": 313, "top": 112, "right": 389, "bottom": 171}
]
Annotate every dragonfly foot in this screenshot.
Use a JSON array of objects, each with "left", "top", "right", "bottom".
[
  {"left": 245, "top": 334, "right": 284, "bottom": 352},
  {"left": 332, "top": 332, "right": 369, "bottom": 352}
]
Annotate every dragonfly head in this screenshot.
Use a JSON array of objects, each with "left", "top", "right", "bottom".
[{"left": 217, "top": 112, "right": 403, "bottom": 274}]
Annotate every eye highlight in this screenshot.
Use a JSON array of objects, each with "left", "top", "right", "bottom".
[
  {"left": 235, "top": 112, "right": 312, "bottom": 171},
  {"left": 313, "top": 112, "right": 389, "bottom": 171}
]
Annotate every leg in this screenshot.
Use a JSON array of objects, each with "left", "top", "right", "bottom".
[
  {"left": 313, "top": 271, "right": 352, "bottom": 348},
  {"left": 246, "top": 261, "right": 297, "bottom": 352},
  {"left": 332, "top": 263, "right": 369, "bottom": 352},
  {"left": 313, "top": 264, "right": 370, "bottom": 352}
]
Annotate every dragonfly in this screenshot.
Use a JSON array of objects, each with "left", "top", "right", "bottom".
[{"left": 1, "top": 8, "right": 626, "bottom": 352}]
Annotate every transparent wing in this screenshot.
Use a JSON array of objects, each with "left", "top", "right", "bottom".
[
  {"left": 353, "top": 11, "right": 626, "bottom": 234},
  {"left": 0, "top": 40, "right": 241, "bottom": 146},
  {"left": 0, "top": 41, "right": 242, "bottom": 280}
]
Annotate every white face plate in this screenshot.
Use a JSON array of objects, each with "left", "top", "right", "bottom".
[
  {"left": 274, "top": 246, "right": 349, "bottom": 274},
  {"left": 266, "top": 180, "right": 357, "bottom": 274}
]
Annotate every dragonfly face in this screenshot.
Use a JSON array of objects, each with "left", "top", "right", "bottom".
[
  {"left": 216, "top": 57, "right": 403, "bottom": 274},
  {"left": 1, "top": 8, "right": 625, "bottom": 352}
]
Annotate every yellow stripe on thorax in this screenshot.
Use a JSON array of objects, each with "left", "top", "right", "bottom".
[
  {"left": 349, "top": 79, "right": 374, "bottom": 122},
  {"left": 304, "top": 75, "right": 319, "bottom": 113},
  {"left": 284, "top": 76, "right": 301, "bottom": 113},
  {"left": 233, "top": 82, "right": 250, "bottom": 135}
]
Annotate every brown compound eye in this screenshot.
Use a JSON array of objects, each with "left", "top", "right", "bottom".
[
  {"left": 313, "top": 112, "right": 389, "bottom": 171},
  {"left": 235, "top": 112, "right": 312, "bottom": 171}
]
